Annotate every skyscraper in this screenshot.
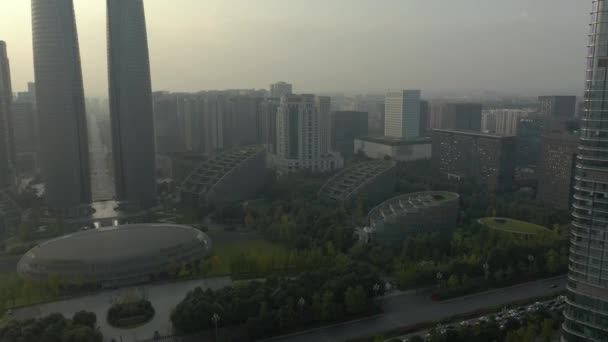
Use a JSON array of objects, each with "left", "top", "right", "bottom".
[
  {"left": 563, "top": 2, "right": 608, "bottom": 340},
  {"left": 0, "top": 41, "right": 15, "bottom": 190},
  {"left": 270, "top": 82, "right": 293, "bottom": 99},
  {"left": 31, "top": 0, "right": 91, "bottom": 213},
  {"left": 384, "top": 90, "right": 421, "bottom": 139},
  {"left": 274, "top": 94, "right": 343, "bottom": 173},
  {"left": 107, "top": 0, "right": 157, "bottom": 207}
]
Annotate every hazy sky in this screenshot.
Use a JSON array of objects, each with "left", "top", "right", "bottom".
[{"left": 0, "top": 0, "right": 591, "bottom": 96}]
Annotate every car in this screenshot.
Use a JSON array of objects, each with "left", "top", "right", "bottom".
[
  {"left": 460, "top": 321, "right": 470, "bottom": 327},
  {"left": 549, "top": 284, "right": 558, "bottom": 288},
  {"left": 6, "top": 309, "right": 12, "bottom": 316}
]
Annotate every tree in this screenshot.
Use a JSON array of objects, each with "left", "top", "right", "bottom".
[
  {"left": 18, "top": 222, "right": 32, "bottom": 241},
  {"left": 541, "top": 319, "right": 554, "bottom": 342},
  {"left": 545, "top": 249, "right": 560, "bottom": 274},
  {"left": 447, "top": 274, "right": 460, "bottom": 288},
  {"left": 73, "top": 311, "right": 97, "bottom": 329},
  {"left": 321, "top": 291, "right": 335, "bottom": 321},
  {"left": 62, "top": 325, "right": 102, "bottom": 342},
  {"left": 344, "top": 286, "right": 367, "bottom": 315}
]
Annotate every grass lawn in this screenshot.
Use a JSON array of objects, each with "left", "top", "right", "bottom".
[
  {"left": 208, "top": 239, "right": 288, "bottom": 276},
  {"left": 478, "top": 217, "right": 553, "bottom": 236}
]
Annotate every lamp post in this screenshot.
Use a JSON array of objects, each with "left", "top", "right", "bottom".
[
  {"left": 212, "top": 313, "right": 220, "bottom": 341},
  {"left": 298, "top": 297, "right": 305, "bottom": 318},
  {"left": 373, "top": 283, "right": 381, "bottom": 297},
  {"left": 483, "top": 262, "right": 490, "bottom": 280},
  {"left": 528, "top": 255, "right": 535, "bottom": 273}
]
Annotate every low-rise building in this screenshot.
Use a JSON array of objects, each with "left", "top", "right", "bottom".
[
  {"left": 319, "top": 160, "right": 396, "bottom": 204},
  {"left": 180, "top": 145, "right": 269, "bottom": 206},
  {"left": 362, "top": 191, "right": 459, "bottom": 246},
  {"left": 354, "top": 136, "right": 432, "bottom": 162}
]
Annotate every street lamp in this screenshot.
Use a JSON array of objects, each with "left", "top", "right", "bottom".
[
  {"left": 483, "top": 262, "right": 490, "bottom": 280},
  {"left": 298, "top": 297, "right": 305, "bottom": 318},
  {"left": 211, "top": 313, "right": 221, "bottom": 341},
  {"left": 373, "top": 283, "right": 381, "bottom": 297},
  {"left": 528, "top": 255, "right": 535, "bottom": 273}
]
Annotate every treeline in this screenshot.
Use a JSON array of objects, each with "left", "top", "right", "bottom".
[
  {"left": 171, "top": 262, "right": 383, "bottom": 338},
  {"left": 346, "top": 222, "right": 569, "bottom": 296},
  {"left": 0, "top": 311, "right": 101, "bottom": 342}
]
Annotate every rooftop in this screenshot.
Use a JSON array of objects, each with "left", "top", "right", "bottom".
[
  {"left": 24, "top": 224, "right": 209, "bottom": 263},
  {"left": 433, "top": 129, "right": 512, "bottom": 139},
  {"left": 356, "top": 136, "right": 432, "bottom": 146},
  {"left": 478, "top": 217, "right": 552, "bottom": 236}
]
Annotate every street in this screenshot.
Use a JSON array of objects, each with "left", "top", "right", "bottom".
[{"left": 264, "top": 275, "right": 566, "bottom": 342}]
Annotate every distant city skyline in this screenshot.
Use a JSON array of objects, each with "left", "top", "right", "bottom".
[{"left": 0, "top": 0, "right": 589, "bottom": 97}]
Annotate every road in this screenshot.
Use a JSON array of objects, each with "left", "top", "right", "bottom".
[
  {"left": 265, "top": 276, "right": 566, "bottom": 342},
  {"left": 13, "top": 277, "right": 233, "bottom": 342}
]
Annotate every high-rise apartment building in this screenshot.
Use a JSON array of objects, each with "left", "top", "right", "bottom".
[
  {"left": 384, "top": 90, "right": 421, "bottom": 139},
  {"left": 563, "top": 2, "right": 608, "bottom": 340},
  {"left": 31, "top": 0, "right": 91, "bottom": 213},
  {"left": 331, "top": 111, "right": 369, "bottom": 159},
  {"left": 274, "top": 94, "right": 343, "bottom": 173},
  {"left": 432, "top": 129, "right": 516, "bottom": 192},
  {"left": 0, "top": 41, "right": 15, "bottom": 190},
  {"left": 537, "top": 132, "right": 578, "bottom": 211},
  {"left": 270, "top": 82, "right": 293, "bottom": 99},
  {"left": 493, "top": 110, "right": 529, "bottom": 136},
  {"left": 430, "top": 102, "right": 482, "bottom": 132},
  {"left": 107, "top": 0, "right": 157, "bottom": 207}
]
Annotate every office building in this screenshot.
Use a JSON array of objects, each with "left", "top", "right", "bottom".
[
  {"left": 432, "top": 129, "right": 516, "bottom": 192},
  {"left": 539, "top": 96, "right": 576, "bottom": 119},
  {"left": 354, "top": 136, "right": 432, "bottom": 162},
  {"left": 31, "top": 0, "right": 92, "bottom": 213},
  {"left": 331, "top": 111, "right": 368, "bottom": 159},
  {"left": 419, "top": 100, "right": 430, "bottom": 136},
  {"left": 107, "top": 0, "right": 157, "bottom": 207},
  {"left": 274, "top": 94, "right": 343, "bottom": 173},
  {"left": 516, "top": 116, "right": 544, "bottom": 168},
  {"left": 0, "top": 41, "right": 15, "bottom": 190},
  {"left": 563, "top": 2, "right": 608, "bottom": 340},
  {"left": 384, "top": 90, "right": 421, "bottom": 139},
  {"left": 537, "top": 132, "right": 578, "bottom": 211},
  {"left": 270, "top": 82, "right": 293, "bottom": 99},
  {"left": 430, "top": 102, "right": 482, "bottom": 131}
]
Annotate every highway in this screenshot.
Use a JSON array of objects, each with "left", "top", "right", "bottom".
[{"left": 264, "top": 275, "right": 566, "bottom": 342}]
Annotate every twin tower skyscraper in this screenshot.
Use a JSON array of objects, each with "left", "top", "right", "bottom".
[{"left": 31, "top": 0, "right": 156, "bottom": 214}]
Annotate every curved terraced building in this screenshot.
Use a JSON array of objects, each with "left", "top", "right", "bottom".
[
  {"left": 180, "top": 145, "right": 268, "bottom": 205},
  {"left": 564, "top": 1, "right": 608, "bottom": 341},
  {"left": 366, "top": 191, "right": 459, "bottom": 246},
  {"left": 319, "top": 160, "right": 396, "bottom": 204},
  {"left": 17, "top": 224, "right": 211, "bottom": 288}
]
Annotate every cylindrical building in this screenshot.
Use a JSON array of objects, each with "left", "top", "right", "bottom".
[
  {"left": 107, "top": 0, "right": 157, "bottom": 208},
  {"left": 31, "top": 0, "right": 91, "bottom": 213},
  {"left": 564, "top": 1, "right": 608, "bottom": 341}
]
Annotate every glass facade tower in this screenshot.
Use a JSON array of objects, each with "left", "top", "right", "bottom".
[
  {"left": 564, "top": 1, "right": 608, "bottom": 341},
  {"left": 107, "top": 0, "right": 157, "bottom": 207},
  {"left": 31, "top": 0, "right": 91, "bottom": 213}
]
